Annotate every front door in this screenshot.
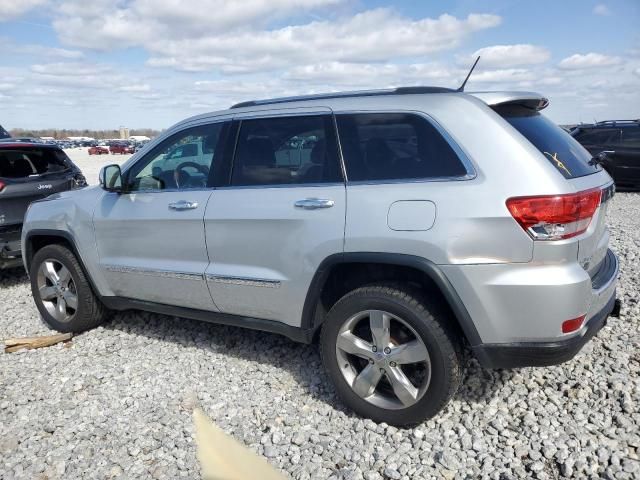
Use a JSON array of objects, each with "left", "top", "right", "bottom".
[
  {"left": 93, "top": 122, "right": 228, "bottom": 310},
  {"left": 204, "top": 112, "right": 346, "bottom": 327}
]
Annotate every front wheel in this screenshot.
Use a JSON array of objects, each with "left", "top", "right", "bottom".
[
  {"left": 320, "top": 285, "right": 463, "bottom": 426},
  {"left": 30, "top": 244, "right": 108, "bottom": 333}
]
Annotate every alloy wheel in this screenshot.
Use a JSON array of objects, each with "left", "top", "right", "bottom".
[
  {"left": 36, "top": 259, "right": 78, "bottom": 323},
  {"left": 335, "top": 310, "right": 431, "bottom": 410}
]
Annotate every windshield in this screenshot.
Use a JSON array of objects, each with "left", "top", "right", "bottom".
[
  {"left": 0, "top": 147, "right": 73, "bottom": 178},
  {"left": 495, "top": 105, "right": 600, "bottom": 179}
]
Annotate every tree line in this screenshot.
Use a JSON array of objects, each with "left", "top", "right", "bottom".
[{"left": 8, "top": 128, "right": 162, "bottom": 139}]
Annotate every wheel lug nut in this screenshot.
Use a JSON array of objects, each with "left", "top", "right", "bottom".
[
  {"left": 383, "top": 347, "right": 391, "bottom": 354},
  {"left": 372, "top": 346, "right": 377, "bottom": 352},
  {"left": 390, "top": 361, "right": 397, "bottom": 368},
  {"left": 379, "top": 368, "right": 385, "bottom": 373},
  {"left": 369, "top": 359, "right": 374, "bottom": 364}
]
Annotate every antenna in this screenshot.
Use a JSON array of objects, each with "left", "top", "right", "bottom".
[{"left": 457, "top": 56, "right": 480, "bottom": 92}]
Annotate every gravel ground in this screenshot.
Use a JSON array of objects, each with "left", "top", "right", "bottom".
[{"left": 1, "top": 193, "right": 639, "bottom": 480}]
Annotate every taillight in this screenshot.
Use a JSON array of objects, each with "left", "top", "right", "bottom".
[
  {"left": 0, "top": 180, "right": 5, "bottom": 192},
  {"left": 562, "top": 315, "right": 586, "bottom": 334},
  {"left": 506, "top": 188, "right": 601, "bottom": 240}
]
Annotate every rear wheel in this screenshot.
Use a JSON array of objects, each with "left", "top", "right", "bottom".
[
  {"left": 30, "top": 244, "right": 108, "bottom": 333},
  {"left": 320, "top": 284, "right": 463, "bottom": 426}
]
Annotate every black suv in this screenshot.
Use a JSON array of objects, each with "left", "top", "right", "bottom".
[
  {"left": 0, "top": 142, "right": 86, "bottom": 268},
  {"left": 571, "top": 120, "right": 640, "bottom": 190}
]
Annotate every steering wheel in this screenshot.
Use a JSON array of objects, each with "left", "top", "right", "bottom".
[{"left": 174, "top": 161, "right": 209, "bottom": 188}]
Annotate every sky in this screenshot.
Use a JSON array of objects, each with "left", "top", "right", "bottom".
[{"left": 0, "top": 0, "right": 639, "bottom": 130}]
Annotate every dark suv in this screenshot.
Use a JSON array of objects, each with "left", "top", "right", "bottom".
[
  {"left": 571, "top": 120, "right": 640, "bottom": 190},
  {"left": 0, "top": 142, "right": 86, "bottom": 268}
]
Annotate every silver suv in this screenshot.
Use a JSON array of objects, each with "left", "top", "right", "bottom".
[{"left": 22, "top": 87, "right": 619, "bottom": 425}]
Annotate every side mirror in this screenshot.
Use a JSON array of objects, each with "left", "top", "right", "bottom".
[{"left": 99, "top": 164, "right": 124, "bottom": 192}]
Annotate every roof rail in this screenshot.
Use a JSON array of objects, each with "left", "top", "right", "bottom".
[
  {"left": 230, "top": 86, "right": 456, "bottom": 109},
  {"left": 594, "top": 119, "right": 640, "bottom": 126}
]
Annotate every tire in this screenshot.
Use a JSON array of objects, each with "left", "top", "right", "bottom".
[
  {"left": 320, "top": 284, "right": 463, "bottom": 426},
  {"left": 30, "top": 244, "right": 108, "bottom": 333}
]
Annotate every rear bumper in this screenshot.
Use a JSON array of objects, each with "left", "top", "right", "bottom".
[
  {"left": 472, "top": 291, "right": 618, "bottom": 368},
  {"left": 471, "top": 249, "right": 619, "bottom": 368}
]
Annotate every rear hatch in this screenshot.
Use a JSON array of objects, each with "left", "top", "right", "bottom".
[
  {"left": 0, "top": 146, "right": 79, "bottom": 227},
  {"left": 473, "top": 92, "right": 613, "bottom": 278}
]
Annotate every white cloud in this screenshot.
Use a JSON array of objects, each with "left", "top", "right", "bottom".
[
  {"left": 0, "top": 0, "right": 48, "bottom": 21},
  {"left": 53, "top": 0, "right": 343, "bottom": 48},
  {"left": 118, "top": 84, "right": 151, "bottom": 93},
  {"left": 148, "top": 11, "right": 500, "bottom": 73},
  {"left": 558, "top": 52, "right": 623, "bottom": 69},
  {"left": 463, "top": 44, "right": 550, "bottom": 68},
  {"left": 52, "top": 2, "right": 501, "bottom": 74},
  {"left": 593, "top": 4, "right": 611, "bottom": 16}
]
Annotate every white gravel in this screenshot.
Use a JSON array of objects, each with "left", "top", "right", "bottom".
[{"left": 1, "top": 193, "right": 639, "bottom": 480}]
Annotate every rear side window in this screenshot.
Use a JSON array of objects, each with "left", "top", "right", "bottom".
[
  {"left": 231, "top": 115, "right": 342, "bottom": 186},
  {"left": 621, "top": 128, "right": 640, "bottom": 148},
  {"left": 572, "top": 128, "right": 620, "bottom": 145},
  {"left": 496, "top": 106, "right": 599, "bottom": 179},
  {"left": 0, "top": 148, "right": 72, "bottom": 178},
  {"left": 335, "top": 113, "right": 467, "bottom": 182}
]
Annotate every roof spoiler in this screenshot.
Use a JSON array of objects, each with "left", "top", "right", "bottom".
[{"left": 469, "top": 91, "right": 549, "bottom": 110}]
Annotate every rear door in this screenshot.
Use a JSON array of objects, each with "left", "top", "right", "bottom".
[
  {"left": 611, "top": 127, "right": 640, "bottom": 186},
  {"left": 203, "top": 109, "right": 346, "bottom": 327},
  {"left": 0, "top": 146, "right": 77, "bottom": 227},
  {"left": 93, "top": 122, "right": 229, "bottom": 310}
]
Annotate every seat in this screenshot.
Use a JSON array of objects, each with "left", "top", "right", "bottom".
[
  {"left": 234, "top": 137, "right": 285, "bottom": 185},
  {"left": 364, "top": 138, "right": 395, "bottom": 180},
  {"left": 8, "top": 157, "right": 35, "bottom": 177},
  {"left": 300, "top": 139, "right": 326, "bottom": 182}
]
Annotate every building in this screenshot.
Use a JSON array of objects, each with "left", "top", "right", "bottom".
[{"left": 119, "top": 126, "right": 130, "bottom": 139}]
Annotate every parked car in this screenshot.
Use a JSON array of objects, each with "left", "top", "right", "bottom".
[
  {"left": 571, "top": 120, "right": 640, "bottom": 190},
  {"left": 109, "top": 143, "right": 133, "bottom": 155},
  {"left": 21, "top": 88, "right": 619, "bottom": 425},
  {"left": 0, "top": 142, "right": 86, "bottom": 269},
  {"left": 88, "top": 146, "right": 109, "bottom": 155}
]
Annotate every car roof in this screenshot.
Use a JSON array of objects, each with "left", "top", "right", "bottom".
[
  {"left": 574, "top": 120, "right": 640, "bottom": 129},
  {"left": 169, "top": 88, "right": 548, "bottom": 133},
  {"left": 0, "top": 142, "right": 62, "bottom": 149}
]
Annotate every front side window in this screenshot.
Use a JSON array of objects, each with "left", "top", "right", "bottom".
[
  {"left": 127, "top": 123, "right": 224, "bottom": 191},
  {"left": 336, "top": 113, "right": 467, "bottom": 182},
  {"left": 231, "top": 115, "right": 342, "bottom": 186}
]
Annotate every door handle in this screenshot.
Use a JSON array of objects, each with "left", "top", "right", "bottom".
[
  {"left": 294, "top": 198, "right": 335, "bottom": 210},
  {"left": 168, "top": 200, "right": 199, "bottom": 210}
]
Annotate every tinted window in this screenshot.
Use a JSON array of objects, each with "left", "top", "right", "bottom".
[
  {"left": 496, "top": 106, "right": 599, "bottom": 179},
  {"left": 573, "top": 128, "right": 620, "bottom": 145},
  {"left": 231, "top": 115, "right": 341, "bottom": 186},
  {"left": 0, "top": 148, "right": 72, "bottom": 178},
  {"left": 335, "top": 113, "right": 467, "bottom": 182},
  {"left": 621, "top": 128, "right": 640, "bottom": 148},
  {"left": 127, "top": 123, "right": 223, "bottom": 191}
]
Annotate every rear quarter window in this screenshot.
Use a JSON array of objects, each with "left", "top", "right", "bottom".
[
  {"left": 336, "top": 113, "right": 468, "bottom": 182},
  {"left": 495, "top": 106, "right": 600, "bottom": 179}
]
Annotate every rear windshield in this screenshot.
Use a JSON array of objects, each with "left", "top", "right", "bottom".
[
  {"left": 0, "top": 148, "right": 73, "bottom": 178},
  {"left": 495, "top": 105, "right": 599, "bottom": 179}
]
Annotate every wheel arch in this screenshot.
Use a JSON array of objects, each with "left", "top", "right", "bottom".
[
  {"left": 24, "top": 230, "right": 90, "bottom": 282},
  {"left": 302, "top": 253, "right": 482, "bottom": 346}
]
